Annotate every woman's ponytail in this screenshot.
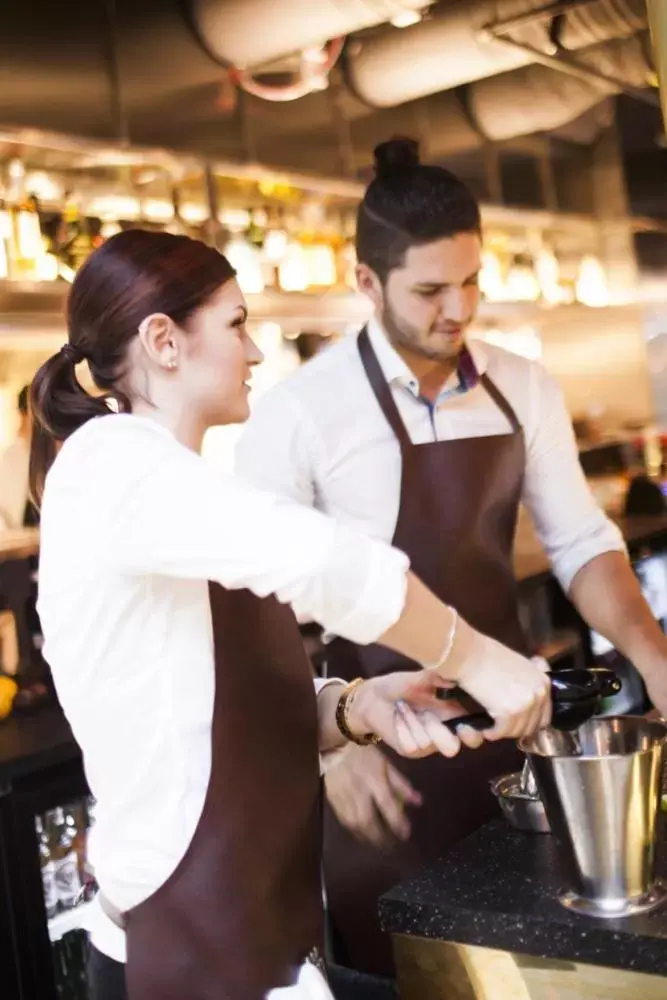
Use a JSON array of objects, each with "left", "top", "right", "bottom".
[{"left": 29, "top": 347, "right": 111, "bottom": 507}]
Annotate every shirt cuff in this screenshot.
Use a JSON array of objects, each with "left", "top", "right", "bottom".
[
  {"left": 331, "top": 546, "right": 410, "bottom": 646},
  {"left": 313, "top": 676, "right": 345, "bottom": 696},
  {"left": 314, "top": 676, "right": 349, "bottom": 776},
  {"left": 550, "top": 520, "right": 627, "bottom": 592}
]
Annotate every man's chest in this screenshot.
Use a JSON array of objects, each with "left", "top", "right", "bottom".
[{"left": 312, "top": 388, "right": 522, "bottom": 542}]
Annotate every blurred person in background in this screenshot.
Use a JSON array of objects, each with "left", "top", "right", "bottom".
[
  {"left": 29, "top": 229, "right": 549, "bottom": 1000},
  {"left": 236, "top": 137, "right": 667, "bottom": 992},
  {"left": 0, "top": 384, "right": 38, "bottom": 529}
]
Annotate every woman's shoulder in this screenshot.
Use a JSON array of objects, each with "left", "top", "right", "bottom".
[
  {"left": 47, "top": 414, "right": 177, "bottom": 493},
  {"left": 63, "top": 413, "right": 174, "bottom": 456}
]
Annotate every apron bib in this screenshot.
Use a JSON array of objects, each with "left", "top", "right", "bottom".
[
  {"left": 324, "top": 328, "right": 529, "bottom": 975},
  {"left": 125, "top": 584, "right": 325, "bottom": 1000}
]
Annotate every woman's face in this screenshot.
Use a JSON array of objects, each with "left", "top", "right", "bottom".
[{"left": 181, "top": 278, "right": 263, "bottom": 428}]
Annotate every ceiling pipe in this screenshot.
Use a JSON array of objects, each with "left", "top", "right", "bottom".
[
  {"left": 189, "top": 0, "right": 431, "bottom": 70},
  {"left": 646, "top": 0, "right": 667, "bottom": 127},
  {"left": 344, "top": 0, "right": 647, "bottom": 108},
  {"left": 228, "top": 37, "right": 346, "bottom": 102}
]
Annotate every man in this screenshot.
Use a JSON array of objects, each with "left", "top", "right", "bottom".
[
  {"left": 0, "top": 385, "right": 35, "bottom": 529},
  {"left": 236, "top": 138, "right": 667, "bottom": 982}
]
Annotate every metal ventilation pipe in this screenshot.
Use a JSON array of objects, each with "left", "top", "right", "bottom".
[
  {"left": 470, "top": 32, "right": 652, "bottom": 141},
  {"left": 345, "top": 0, "right": 648, "bottom": 108},
  {"left": 647, "top": 0, "right": 667, "bottom": 125},
  {"left": 189, "top": 0, "right": 431, "bottom": 70},
  {"left": 254, "top": 33, "right": 651, "bottom": 165}
]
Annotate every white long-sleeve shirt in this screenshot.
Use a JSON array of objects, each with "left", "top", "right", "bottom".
[
  {"left": 236, "top": 318, "right": 625, "bottom": 594},
  {"left": 37, "top": 413, "right": 409, "bottom": 971}
]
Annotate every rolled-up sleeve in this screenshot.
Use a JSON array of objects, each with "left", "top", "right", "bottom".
[
  {"left": 522, "top": 367, "right": 626, "bottom": 592},
  {"left": 97, "top": 420, "right": 410, "bottom": 645}
]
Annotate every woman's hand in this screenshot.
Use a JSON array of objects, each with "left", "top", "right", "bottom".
[{"left": 345, "top": 671, "right": 485, "bottom": 759}]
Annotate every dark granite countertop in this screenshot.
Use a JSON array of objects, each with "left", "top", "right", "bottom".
[
  {"left": 380, "top": 819, "right": 667, "bottom": 976},
  {"left": 0, "top": 705, "right": 79, "bottom": 786}
]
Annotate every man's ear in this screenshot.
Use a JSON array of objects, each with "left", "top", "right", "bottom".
[{"left": 356, "top": 263, "right": 384, "bottom": 312}]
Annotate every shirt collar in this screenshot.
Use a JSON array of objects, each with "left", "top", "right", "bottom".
[{"left": 365, "top": 318, "right": 487, "bottom": 400}]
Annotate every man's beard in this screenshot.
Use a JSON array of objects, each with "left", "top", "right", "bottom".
[{"left": 381, "top": 300, "right": 462, "bottom": 363}]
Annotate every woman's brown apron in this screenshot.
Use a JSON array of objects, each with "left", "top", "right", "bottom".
[
  {"left": 324, "top": 328, "right": 528, "bottom": 975},
  {"left": 124, "top": 584, "right": 324, "bottom": 1000}
]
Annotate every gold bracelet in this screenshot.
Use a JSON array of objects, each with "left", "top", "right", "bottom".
[{"left": 335, "top": 678, "right": 381, "bottom": 746}]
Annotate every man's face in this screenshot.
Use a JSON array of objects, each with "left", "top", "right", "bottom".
[{"left": 358, "top": 232, "right": 482, "bottom": 363}]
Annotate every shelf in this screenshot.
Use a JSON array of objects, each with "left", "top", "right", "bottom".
[{"left": 48, "top": 899, "right": 94, "bottom": 943}]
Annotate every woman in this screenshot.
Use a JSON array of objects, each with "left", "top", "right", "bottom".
[{"left": 29, "top": 230, "right": 549, "bottom": 1000}]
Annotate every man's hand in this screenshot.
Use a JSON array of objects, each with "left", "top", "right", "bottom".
[{"left": 325, "top": 743, "right": 422, "bottom": 848}]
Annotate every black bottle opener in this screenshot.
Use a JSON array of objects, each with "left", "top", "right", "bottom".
[{"left": 439, "top": 668, "right": 622, "bottom": 734}]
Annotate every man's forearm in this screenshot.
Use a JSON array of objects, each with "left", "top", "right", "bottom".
[{"left": 569, "top": 551, "right": 667, "bottom": 685}]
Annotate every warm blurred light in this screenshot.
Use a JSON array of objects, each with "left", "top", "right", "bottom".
[
  {"left": 0, "top": 210, "right": 12, "bottom": 241},
  {"left": 88, "top": 195, "right": 141, "bottom": 220},
  {"left": 279, "top": 241, "right": 309, "bottom": 291},
  {"left": 478, "top": 325, "right": 543, "bottom": 361},
  {"left": 58, "top": 263, "right": 76, "bottom": 283},
  {"left": 535, "top": 248, "right": 567, "bottom": 305},
  {"left": 506, "top": 259, "right": 540, "bottom": 302},
  {"left": 8, "top": 160, "right": 24, "bottom": 181},
  {"left": 142, "top": 199, "right": 174, "bottom": 222},
  {"left": 390, "top": 10, "right": 422, "bottom": 27},
  {"left": 26, "top": 172, "right": 63, "bottom": 203},
  {"left": 220, "top": 208, "right": 251, "bottom": 230},
  {"left": 263, "top": 229, "right": 288, "bottom": 262},
  {"left": 255, "top": 321, "right": 283, "bottom": 354},
  {"left": 179, "top": 202, "right": 208, "bottom": 224},
  {"left": 225, "top": 236, "right": 265, "bottom": 294},
  {"left": 576, "top": 255, "right": 609, "bottom": 308},
  {"left": 479, "top": 249, "right": 506, "bottom": 302},
  {"left": 35, "top": 253, "right": 59, "bottom": 282},
  {"left": 305, "top": 244, "right": 337, "bottom": 286},
  {"left": 101, "top": 221, "right": 122, "bottom": 239},
  {"left": 16, "top": 210, "right": 43, "bottom": 258}
]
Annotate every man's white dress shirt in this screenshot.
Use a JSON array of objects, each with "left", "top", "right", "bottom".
[{"left": 236, "top": 319, "right": 625, "bottom": 595}]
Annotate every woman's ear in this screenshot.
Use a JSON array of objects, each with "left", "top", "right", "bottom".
[{"left": 137, "top": 314, "right": 180, "bottom": 371}]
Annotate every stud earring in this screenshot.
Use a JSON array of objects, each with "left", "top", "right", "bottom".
[{"left": 168, "top": 359, "right": 177, "bottom": 370}]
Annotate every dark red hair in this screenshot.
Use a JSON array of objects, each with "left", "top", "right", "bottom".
[{"left": 29, "top": 229, "right": 236, "bottom": 504}]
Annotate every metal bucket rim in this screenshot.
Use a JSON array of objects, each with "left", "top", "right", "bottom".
[{"left": 518, "top": 715, "right": 667, "bottom": 760}]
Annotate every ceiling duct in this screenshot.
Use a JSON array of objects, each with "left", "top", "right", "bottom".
[
  {"left": 470, "top": 31, "right": 652, "bottom": 141},
  {"left": 189, "top": 0, "right": 431, "bottom": 70},
  {"left": 0, "top": 0, "right": 653, "bottom": 177},
  {"left": 344, "top": 0, "right": 648, "bottom": 108},
  {"left": 252, "top": 33, "right": 652, "bottom": 169}
]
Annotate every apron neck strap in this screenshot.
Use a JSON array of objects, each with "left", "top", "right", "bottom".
[
  {"left": 479, "top": 373, "right": 522, "bottom": 433},
  {"left": 358, "top": 326, "right": 412, "bottom": 449},
  {"left": 358, "top": 326, "right": 522, "bottom": 442}
]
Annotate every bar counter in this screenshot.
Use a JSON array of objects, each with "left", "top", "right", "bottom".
[
  {"left": 380, "top": 819, "right": 667, "bottom": 999},
  {"left": 0, "top": 705, "right": 79, "bottom": 787}
]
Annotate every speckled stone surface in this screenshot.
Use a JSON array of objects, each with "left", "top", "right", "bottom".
[{"left": 379, "top": 819, "right": 667, "bottom": 977}]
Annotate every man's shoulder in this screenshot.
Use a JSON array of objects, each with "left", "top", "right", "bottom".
[
  {"left": 255, "top": 334, "right": 365, "bottom": 414},
  {"left": 471, "top": 338, "right": 549, "bottom": 388}
]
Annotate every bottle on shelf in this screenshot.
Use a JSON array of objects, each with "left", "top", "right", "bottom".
[
  {"left": 35, "top": 815, "right": 58, "bottom": 920},
  {"left": 47, "top": 807, "right": 82, "bottom": 912}
]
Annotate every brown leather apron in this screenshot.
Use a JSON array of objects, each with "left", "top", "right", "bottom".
[
  {"left": 323, "top": 327, "right": 528, "bottom": 976},
  {"left": 124, "top": 583, "right": 324, "bottom": 1000}
]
